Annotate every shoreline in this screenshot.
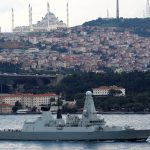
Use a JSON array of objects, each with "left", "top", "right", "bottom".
[{"left": 1, "top": 112, "right": 150, "bottom": 115}]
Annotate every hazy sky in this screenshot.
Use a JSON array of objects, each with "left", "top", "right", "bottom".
[{"left": 0, "top": 0, "right": 147, "bottom": 32}]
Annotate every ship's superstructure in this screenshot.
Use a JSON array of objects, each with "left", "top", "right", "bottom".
[
  {"left": 22, "top": 91, "right": 106, "bottom": 132},
  {"left": 0, "top": 91, "right": 149, "bottom": 141}
]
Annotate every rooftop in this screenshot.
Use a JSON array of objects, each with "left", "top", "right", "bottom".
[{"left": 93, "top": 86, "right": 125, "bottom": 90}]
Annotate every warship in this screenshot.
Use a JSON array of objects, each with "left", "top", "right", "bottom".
[{"left": 0, "top": 91, "right": 150, "bottom": 141}]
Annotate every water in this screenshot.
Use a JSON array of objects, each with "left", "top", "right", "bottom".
[{"left": 0, "top": 114, "right": 150, "bottom": 150}]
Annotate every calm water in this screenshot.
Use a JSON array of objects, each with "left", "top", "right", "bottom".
[{"left": 0, "top": 114, "right": 150, "bottom": 150}]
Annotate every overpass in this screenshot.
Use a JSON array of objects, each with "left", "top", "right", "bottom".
[
  {"left": 0, "top": 73, "right": 64, "bottom": 87},
  {"left": 0, "top": 74, "right": 57, "bottom": 79}
]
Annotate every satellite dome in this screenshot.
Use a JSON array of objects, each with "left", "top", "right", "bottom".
[{"left": 86, "top": 91, "right": 92, "bottom": 96}]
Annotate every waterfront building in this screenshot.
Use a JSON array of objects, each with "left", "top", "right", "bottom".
[
  {"left": 93, "top": 86, "right": 125, "bottom": 96},
  {"left": 0, "top": 93, "right": 58, "bottom": 108},
  {"left": 0, "top": 103, "right": 14, "bottom": 114}
]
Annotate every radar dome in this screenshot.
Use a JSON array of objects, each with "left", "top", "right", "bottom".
[{"left": 86, "top": 91, "right": 92, "bottom": 96}]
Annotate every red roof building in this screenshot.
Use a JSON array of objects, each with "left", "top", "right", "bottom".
[{"left": 0, "top": 93, "right": 58, "bottom": 108}]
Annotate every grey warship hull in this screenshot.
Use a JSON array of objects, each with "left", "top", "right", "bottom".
[
  {"left": 0, "top": 130, "right": 150, "bottom": 141},
  {"left": 2, "top": 91, "right": 149, "bottom": 142}
]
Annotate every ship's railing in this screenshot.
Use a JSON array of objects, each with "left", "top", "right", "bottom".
[
  {"left": 0, "top": 129, "right": 21, "bottom": 132},
  {"left": 56, "top": 126, "right": 63, "bottom": 130}
]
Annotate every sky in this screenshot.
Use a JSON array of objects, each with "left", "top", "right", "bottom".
[{"left": 0, "top": 0, "right": 147, "bottom": 32}]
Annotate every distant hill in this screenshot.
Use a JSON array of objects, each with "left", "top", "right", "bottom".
[{"left": 83, "top": 18, "right": 150, "bottom": 37}]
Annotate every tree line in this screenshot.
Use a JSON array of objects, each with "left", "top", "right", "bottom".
[
  {"left": 1, "top": 70, "right": 150, "bottom": 112},
  {"left": 55, "top": 71, "right": 150, "bottom": 112},
  {"left": 0, "top": 62, "right": 22, "bottom": 73},
  {"left": 83, "top": 18, "right": 150, "bottom": 37}
]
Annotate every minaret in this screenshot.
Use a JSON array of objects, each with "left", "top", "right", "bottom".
[
  {"left": 12, "top": 8, "right": 14, "bottom": 32},
  {"left": 107, "top": 9, "right": 109, "bottom": 18},
  {"left": 116, "top": 0, "right": 119, "bottom": 19},
  {"left": 47, "top": 2, "right": 50, "bottom": 30},
  {"left": 29, "top": 4, "right": 33, "bottom": 32},
  {"left": 67, "top": 2, "right": 69, "bottom": 28},
  {"left": 29, "top": 4, "right": 31, "bottom": 29},
  {"left": 30, "top": 6, "right": 33, "bottom": 31}
]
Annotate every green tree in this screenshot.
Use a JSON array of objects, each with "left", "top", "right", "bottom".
[
  {"left": 108, "top": 89, "right": 122, "bottom": 96},
  {"left": 12, "top": 101, "right": 22, "bottom": 113},
  {"left": 31, "top": 106, "right": 37, "bottom": 112}
]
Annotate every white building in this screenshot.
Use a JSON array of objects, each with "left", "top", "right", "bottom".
[
  {"left": 27, "top": 48, "right": 39, "bottom": 53},
  {"left": 13, "top": 3, "right": 67, "bottom": 33},
  {"left": 93, "top": 86, "right": 125, "bottom": 96},
  {"left": 0, "top": 93, "right": 58, "bottom": 108}
]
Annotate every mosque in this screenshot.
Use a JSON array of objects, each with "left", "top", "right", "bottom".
[{"left": 13, "top": 2, "right": 68, "bottom": 33}]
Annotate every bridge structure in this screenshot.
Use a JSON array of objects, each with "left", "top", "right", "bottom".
[
  {"left": 0, "top": 74, "right": 64, "bottom": 93},
  {"left": 0, "top": 74, "right": 57, "bottom": 79}
]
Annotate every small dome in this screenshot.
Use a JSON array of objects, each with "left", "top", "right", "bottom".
[{"left": 86, "top": 91, "right": 92, "bottom": 96}]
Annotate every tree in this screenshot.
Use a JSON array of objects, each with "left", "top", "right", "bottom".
[
  {"left": 31, "top": 106, "right": 37, "bottom": 112},
  {"left": 12, "top": 101, "right": 22, "bottom": 113},
  {"left": 108, "top": 89, "right": 122, "bottom": 96},
  {"left": 132, "top": 103, "right": 144, "bottom": 112},
  {"left": 50, "top": 98, "right": 55, "bottom": 102},
  {"left": 62, "top": 104, "right": 77, "bottom": 113}
]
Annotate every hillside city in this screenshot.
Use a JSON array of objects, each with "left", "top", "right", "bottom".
[
  {"left": 1, "top": 0, "right": 150, "bottom": 146},
  {"left": 0, "top": 26, "right": 150, "bottom": 74}
]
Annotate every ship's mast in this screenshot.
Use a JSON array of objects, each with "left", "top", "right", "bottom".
[{"left": 57, "top": 94, "right": 62, "bottom": 119}]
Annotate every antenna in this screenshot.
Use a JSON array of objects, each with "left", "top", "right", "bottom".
[
  {"left": 116, "top": 0, "right": 119, "bottom": 19},
  {"left": 57, "top": 94, "right": 62, "bottom": 119}
]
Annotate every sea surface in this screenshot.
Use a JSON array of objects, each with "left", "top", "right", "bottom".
[{"left": 0, "top": 114, "right": 150, "bottom": 150}]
